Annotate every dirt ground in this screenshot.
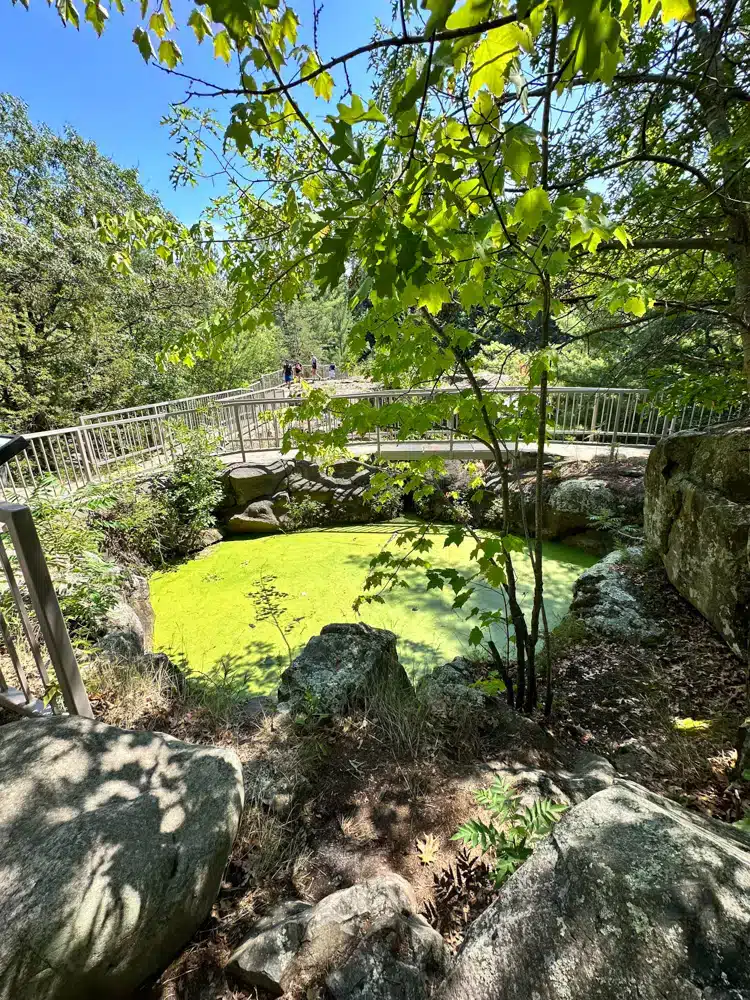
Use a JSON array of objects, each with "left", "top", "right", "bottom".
[{"left": 551, "top": 557, "right": 748, "bottom": 821}]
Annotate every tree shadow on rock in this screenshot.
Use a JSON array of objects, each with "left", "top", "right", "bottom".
[{"left": 0, "top": 715, "right": 243, "bottom": 1000}]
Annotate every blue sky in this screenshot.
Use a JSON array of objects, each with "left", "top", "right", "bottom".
[{"left": 0, "top": 0, "right": 381, "bottom": 223}]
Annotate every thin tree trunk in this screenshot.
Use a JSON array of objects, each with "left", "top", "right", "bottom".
[{"left": 526, "top": 10, "right": 558, "bottom": 714}]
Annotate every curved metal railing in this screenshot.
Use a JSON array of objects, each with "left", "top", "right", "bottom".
[{"left": 0, "top": 385, "right": 745, "bottom": 501}]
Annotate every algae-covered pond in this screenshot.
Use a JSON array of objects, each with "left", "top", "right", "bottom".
[{"left": 150, "top": 520, "right": 596, "bottom": 695}]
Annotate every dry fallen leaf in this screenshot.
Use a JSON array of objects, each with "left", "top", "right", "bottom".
[{"left": 416, "top": 833, "right": 440, "bottom": 865}]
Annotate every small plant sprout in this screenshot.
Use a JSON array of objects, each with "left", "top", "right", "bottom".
[{"left": 452, "top": 777, "right": 567, "bottom": 888}]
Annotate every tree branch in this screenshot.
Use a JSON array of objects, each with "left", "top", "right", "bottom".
[{"left": 550, "top": 152, "right": 716, "bottom": 194}]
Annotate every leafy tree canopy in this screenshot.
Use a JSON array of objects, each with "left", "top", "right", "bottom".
[{"left": 9, "top": 0, "right": 750, "bottom": 710}]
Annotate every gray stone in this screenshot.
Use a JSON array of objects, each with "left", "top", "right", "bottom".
[
  {"left": 278, "top": 623, "right": 413, "bottom": 715},
  {"left": 228, "top": 900, "right": 313, "bottom": 995},
  {"left": 416, "top": 656, "right": 486, "bottom": 721},
  {"left": 229, "top": 874, "right": 450, "bottom": 998},
  {"left": 484, "top": 751, "right": 616, "bottom": 808},
  {"left": 97, "top": 624, "right": 144, "bottom": 659},
  {"left": 570, "top": 547, "right": 664, "bottom": 645},
  {"left": 0, "top": 715, "right": 244, "bottom": 1000},
  {"left": 326, "top": 913, "right": 449, "bottom": 1000},
  {"left": 645, "top": 423, "right": 750, "bottom": 657},
  {"left": 100, "top": 575, "right": 153, "bottom": 658},
  {"left": 224, "top": 460, "right": 293, "bottom": 505},
  {"left": 549, "top": 477, "right": 616, "bottom": 516},
  {"left": 227, "top": 498, "right": 281, "bottom": 534},
  {"left": 437, "top": 780, "right": 750, "bottom": 1000}
]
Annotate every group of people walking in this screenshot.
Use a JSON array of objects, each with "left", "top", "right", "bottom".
[{"left": 282, "top": 356, "right": 336, "bottom": 384}]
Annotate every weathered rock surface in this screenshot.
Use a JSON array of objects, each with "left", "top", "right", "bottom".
[
  {"left": 278, "top": 622, "right": 412, "bottom": 715},
  {"left": 0, "top": 716, "right": 244, "bottom": 1000},
  {"left": 437, "top": 781, "right": 750, "bottom": 1000},
  {"left": 416, "top": 656, "right": 486, "bottom": 721},
  {"left": 223, "top": 456, "right": 378, "bottom": 533},
  {"left": 227, "top": 498, "right": 281, "bottom": 534},
  {"left": 229, "top": 874, "right": 450, "bottom": 998},
  {"left": 225, "top": 459, "right": 293, "bottom": 505},
  {"left": 482, "top": 750, "right": 616, "bottom": 807},
  {"left": 99, "top": 574, "right": 153, "bottom": 658},
  {"left": 570, "top": 547, "right": 664, "bottom": 644},
  {"left": 645, "top": 423, "right": 750, "bottom": 656}
]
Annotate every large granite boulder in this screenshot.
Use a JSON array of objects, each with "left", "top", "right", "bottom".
[
  {"left": 645, "top": 423, "right": 750, "bottom": 657},
  {"left": 569, "top": 547, "right": 664, "bottom": 645},
  {"left": 437, "top": 781, "right": 750, "bottom": 1000},
  {"left": 228, "top": 874, "right": 450, "bottom": 998},
  {"left": 224, "top": 459, "right": 292, "bottom": 505},
  {"left": 278, "top": 622, "right": 412, "bottom": 715},
  {"left": 0, "top": 716, "right": 244, "bottom": 1000}
]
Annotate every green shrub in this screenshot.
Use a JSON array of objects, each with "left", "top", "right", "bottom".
[
  {"left": 5, "top": 476, "right": 122, "bottom": 642},
  {"left": 452, "top": 776, "right": 567, "bottom": 887},
  {"left": 99, "top": 426, "right": 223, "bottom": 566},
  {"left": 283, "top": 495, "right": 329, "bottom": 530},
  {"left": 364, "top": 483, "right": 404, "bottom": 520}
]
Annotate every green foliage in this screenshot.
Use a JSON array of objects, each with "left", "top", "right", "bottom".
[
  {"left": 0, "top": 94, "right": 226, "bottom": 431},
  {"left": 471, "top": 672, "right": 506, "bottom": 697},
  {"left": 282, "top": 495, "right": 329, "bottom": 531},
  {"left": 100, "top": 426, "right": 223, "bottom": 566},
  {"left": 453, "top": 776, "right": 567, "bottom": 887},
  {"left": 5, "top": 476, "right": 122, "bottom": 641}
]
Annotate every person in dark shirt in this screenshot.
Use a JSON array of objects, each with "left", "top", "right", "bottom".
[{"left": 283, "top": 361, "right": 293, "bottom": 384}]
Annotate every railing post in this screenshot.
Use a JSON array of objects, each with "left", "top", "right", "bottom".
[
  {"left": 2, "top": 504, "right": 93, "bottom": 718},
  {"left": 609, "top": 391, "right": 622, "bottom": 459},
  {"left": 75, "top": 426, "right": 94, "bottom": 483},
  {"left": 235, "top": 404, "right": 247, "bottom": 462},
  {"left": 590, "top": 394, "right": 599, "bottom": 441}
]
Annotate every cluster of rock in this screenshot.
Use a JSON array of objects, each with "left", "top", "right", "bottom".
[
  {"left": 414, "top": 459, "right": 645, "bottom": 553},
  {"left": 223, "top": 457, "right": 375, "bottom": 534},
  {"left": 645, "top": 422, "right": 749, "bottom": 658},
  {"left": 229, "top": 874, "right": 450, "bottom": 998},
  {"left": 238, "top": 623, "right": 750, "bottom": 1000},
  {"left": 7, "top": 611, "right": 750, "bottom": 999}
]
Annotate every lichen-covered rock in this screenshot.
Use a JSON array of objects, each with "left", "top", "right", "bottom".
[
  {"left": 227, "top": 498, "right": 281, "bottom": 534},
  {"left": 229, "top": 874, "right": 450, "bottom": 998},
  {"left": 416, "top": 656, "right": 486, "bottom": 721},
  {"left": 550, "top": 477, "right": 616, "bottom": 516},
  {"left": 437, "top": 781, "right": 750, "bottom": 1000},
  {"left": 0, "top": 716, "right": 244, "bottom": 1000},
  {"left": 570, "top": 547, "right": 664, "bottom": 645},
  {"left": 228, "top": 900, "right": 313, "bottom": 994},
  {"left": 482, "top": 751, "right": 616, "bottom": 808},
  {"left": 278, "top": 623, "right": 412, "bottom": 715},
  {"left": 644, "top": 423, "right": 750, "bottom": 656}
]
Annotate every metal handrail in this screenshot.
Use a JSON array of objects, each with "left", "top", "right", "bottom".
[
  {"left": 0, "top": 504, "right": 92, "bottom": 718},
  {"left": 0, "top": 386, "right": 745, "bottom": 502}
]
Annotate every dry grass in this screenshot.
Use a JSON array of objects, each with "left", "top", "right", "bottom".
[{"left": 85, "top": 654, "right": 179, "bottom": 729}]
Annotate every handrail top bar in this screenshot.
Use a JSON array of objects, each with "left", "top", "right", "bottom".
[
  {"left": 228, "top": 385, "right": 652, "bottom": 406},
  {"left": 20, "top": 385, "right": 655, "bottom": 438},
  {"left": 80, "top": 375, "right": 282, "bottom": 421},
  {"left": 0, "top": 503, "right": 28, "bottom": 520}
]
